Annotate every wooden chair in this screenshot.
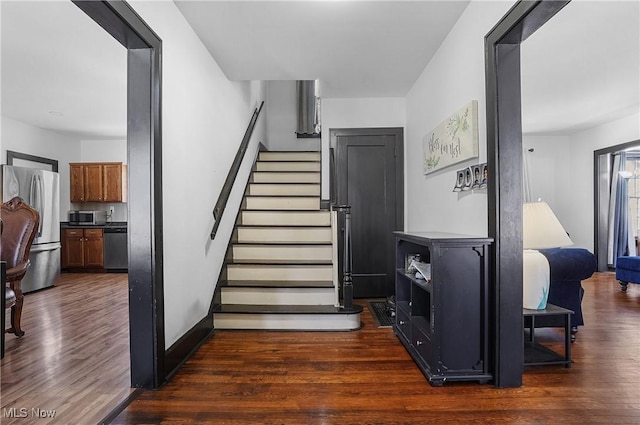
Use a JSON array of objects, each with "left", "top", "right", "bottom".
[
  {"left": 2, "top": 261, "right": 14, "bottom": 358},
  {"left": 1, "top": 197, "right": 40, "bottom": 339}
]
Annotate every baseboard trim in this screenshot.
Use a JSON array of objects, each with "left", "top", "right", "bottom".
[
  {"left": 163, "top": 314, "right": 214, "bottom": 381},
  {"left": 98, "top": 388, "right": 143, "bottom": 425}
]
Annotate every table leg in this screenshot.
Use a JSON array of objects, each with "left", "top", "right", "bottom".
[
  {"left": 530, "top": 316, "right": 535, "bottom": 344},
  {"left": 564, "top": 313, "right": 571, "bottom": 367}
]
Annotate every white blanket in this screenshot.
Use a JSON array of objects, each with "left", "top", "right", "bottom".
[{"left": 523, "top": 250, "right": 550, "bottom": 310}]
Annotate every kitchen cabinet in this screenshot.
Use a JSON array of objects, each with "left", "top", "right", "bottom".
[
  {"left": 62, "top": 228, "right": 104, "bottom": 270},
  {"left": 69, "top": 162, "right": 127, "bottom": 203}
]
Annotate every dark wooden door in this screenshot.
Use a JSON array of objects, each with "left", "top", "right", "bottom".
[{"left": 334, "top": 128, "right": 403, "bottom": 298}]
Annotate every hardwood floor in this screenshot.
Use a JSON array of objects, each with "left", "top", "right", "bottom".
[
  {"left": 112, "top": 272, "right": 640, "bottom": 425},
  {"left": 1, "top": 273, "right": 131, "bottom": 425},
  {"left": 2, "top": 273, "right": 639, "bottom": 424}
]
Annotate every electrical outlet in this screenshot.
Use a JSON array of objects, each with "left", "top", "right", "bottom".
[{"left": 108, "top": 205, "right": 115, "bottom": 216}]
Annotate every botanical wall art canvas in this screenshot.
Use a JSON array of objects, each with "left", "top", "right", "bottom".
[{"left": 423, "top": 100, "right": 479, "bottom": 175}]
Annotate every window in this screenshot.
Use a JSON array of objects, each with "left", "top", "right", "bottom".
[{"left": 626, "top": 154, "right": 640, "bottom": 239}]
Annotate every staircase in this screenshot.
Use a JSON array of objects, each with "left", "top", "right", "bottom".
[{"left": 213, "top": 151, "right": 362, "bottom": 330}]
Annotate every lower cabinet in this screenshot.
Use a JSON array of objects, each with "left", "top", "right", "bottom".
[
  {"left": 62, "top": 228, "right": 104, "bottom": 270},
  {"left": 394, "top": 231, "right": 493, "bottom": 386}
]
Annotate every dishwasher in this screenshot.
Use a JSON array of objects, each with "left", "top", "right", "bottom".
[{"left": 103, "top": 226, "right": 128, "bottom": 271}]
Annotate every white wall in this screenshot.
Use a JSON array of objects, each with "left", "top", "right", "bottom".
[
  {"left": 522, "top": 134, "right": 571, "bottom": 209},
  {"left": 80, "top": 139, "right": 126, "bottom": 162},
  {"left": 404, "top": 1, "right": 514, "bottom": 236},
  {"left": 525, "top": 112, "right": 640, "bottom": 251},
  {"left": 265, "top": 80, "right": 319, "bottom": 152},
  {"left": 1, "top": 115, "right": 81, "bottom": 217},
  {"left": 129, "top": 1, "right": 266, "bottom": 349},
  {"left": 321, "top": 97, "right": 406, "bottom": 200}
]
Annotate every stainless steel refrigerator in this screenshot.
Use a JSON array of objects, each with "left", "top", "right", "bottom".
[{"left": 1, "top": 165, "right": 60, "bottom": 292}]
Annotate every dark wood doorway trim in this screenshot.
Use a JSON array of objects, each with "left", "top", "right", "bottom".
[
  {"left": 73, "top": 0, "right": 165, "bottom": 389},
  {"left": 485, "top": 0, "right": 570, "bottom": 387},
  {"left": 593, "top": 139, "right": 640, "bottom": 271}
]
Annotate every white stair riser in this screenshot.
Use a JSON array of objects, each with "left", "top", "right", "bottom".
[
  {"left": 253, "top": 172, "right": 320, "bottom": 183},
  {"left": 214, "top": 313, "right": 361, "bottom": 330},
  {"left": 241, "top": 211, "right": 331, "bottom": 226},
  {"left": 237, "top": 227, "right": 332, "bottom": 243},
  {"left": 248, "top": 184, "right": 320, "bottom": 196},
  {"left": 256, "top": 162, "right": 320, "bottom": 172},
  {"left": 258, "top": 152, "right": 320, "bottom": 162},
  {"left": 232, "top": 245, "right": 332, "bottom": 262},
  {"left": 220, "top": 287, "right": 335, "bottom": 305},
  {"left": 246, "top": 197, "right": 319, "bottom": 210},
  {"left": 227, "top": 265, "right": 333, "bottom": 281}
]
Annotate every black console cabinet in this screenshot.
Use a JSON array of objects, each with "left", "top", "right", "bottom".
[{"left": 394, "top": 232, "right": 493, "bottom": 386}]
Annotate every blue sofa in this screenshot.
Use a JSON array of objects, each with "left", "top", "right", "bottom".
[
  {"left": 534, "top": 248, "right": 597, "bottom": 342},
  {"left": 615, "top": 256, "right": 640, "bottom": 291}
]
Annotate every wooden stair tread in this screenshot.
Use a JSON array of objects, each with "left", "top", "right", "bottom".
[
  {"left": 228, "top": 259, "right": 333, "bottom": 265},
  {"left": 252, "top": 170, "right": 319, "bottom": 173},
  {"left": 221, "top": 280, "right": 334, "bottom": 288},
  {"left": 213, "top": 304, "right": 363, "bottom": 315},
  {"left": 236, "top": 225, "right": 330, "bottom": 229},
  {"left": 249, "top": 182, "right": 320, "bottom": 185},
  {"left": 244, "top": 195, "right": 320, "bottom": 198},
  {"left": 232, "top": 241, "right": 332, "bottom": 248},
  {"left": 233, "top": 240, "right": 331, "bottom": 245},
  {"left": 240, "top": 208, "right": 330, "bottom": 214},
  {"left": 256, "top": 162, "right": 319, "bottom": 164}
]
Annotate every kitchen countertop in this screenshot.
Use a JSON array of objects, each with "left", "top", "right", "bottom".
[{"left": 61, "top": 221, "right": 127, "bottom": 229}]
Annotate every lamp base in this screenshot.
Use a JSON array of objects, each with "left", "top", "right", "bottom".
[{"left": 523, "top": 249, "right": 550, "bottom": 310}]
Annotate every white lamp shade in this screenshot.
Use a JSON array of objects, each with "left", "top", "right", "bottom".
[{"left": 523, "top": 202, "right": 573, "bottom": 249}]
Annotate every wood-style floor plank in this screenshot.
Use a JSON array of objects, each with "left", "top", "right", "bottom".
[
  {"left": 113, "top": 272, "right": 640, "bottom": 425},
  {"left": 1, "top": 273, "right": 131, "bottom": 425},
  {"left": 3, "top": 272, "right": 640, "bottom": 424}
]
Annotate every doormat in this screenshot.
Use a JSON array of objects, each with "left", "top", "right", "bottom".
[{"left": 368, "top": 301, "right": 394, "bottom": 328}]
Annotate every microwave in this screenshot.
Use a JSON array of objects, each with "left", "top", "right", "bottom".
[{"left": 68, "top": 210, "right": 107, "bottom": 225}]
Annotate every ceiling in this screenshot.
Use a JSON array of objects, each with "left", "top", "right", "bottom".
[
  {"left": 521, "top": 0, "right": 639, "bottom": 135},
  {"left": 0, "top": 1, "right": 638, "bottom": 140},
  {"left": 1, "top": 1, "right": 127, "bottom": 140},
  {"left": 174, "top": 1, "right": 470, "bottom": 98}
]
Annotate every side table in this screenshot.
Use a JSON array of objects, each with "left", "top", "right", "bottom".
[{"left": 523, "top": 303, "right": 573, "bottom": 368}]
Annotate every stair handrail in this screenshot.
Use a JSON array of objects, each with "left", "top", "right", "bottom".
[{"left": 211, "top": 101, "right": 265, "bottom": 239}]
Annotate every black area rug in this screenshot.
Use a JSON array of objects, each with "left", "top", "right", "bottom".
[{"left": 368, "top": 301, "right": 394, "bottom": 328}]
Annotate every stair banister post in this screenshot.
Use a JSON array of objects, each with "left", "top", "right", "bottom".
[{"left": 337, "top": 205, "right": 353, "bottom": 309}]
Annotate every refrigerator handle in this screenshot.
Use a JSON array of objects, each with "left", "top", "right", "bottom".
[{"left": 30, "top": 174, "right": 44, "bottom": 238}]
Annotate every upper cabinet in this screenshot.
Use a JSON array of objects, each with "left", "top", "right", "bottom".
[{"left": 70, "top": 162, "right": 127, "bottom": 203}]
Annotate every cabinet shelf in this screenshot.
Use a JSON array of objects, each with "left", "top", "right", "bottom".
[
  {"left": 397, "top": 269, "right": 433, "bottom": 293},
  {"left": 393, "top": 231, "right": 493, "bottom": 386}
]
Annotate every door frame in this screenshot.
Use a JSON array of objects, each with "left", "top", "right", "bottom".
[
  {"left": 593, "top": 139, "right": 640, "bottom": 271},
  {"left": 485, "top": 0, "right": 571, "bottom": 387},
  {"left": 73, "top": 0, "right": 165, "bottom": 389},
  {"left": 331, "top": 127, "right": 404, "bottom": 297}
]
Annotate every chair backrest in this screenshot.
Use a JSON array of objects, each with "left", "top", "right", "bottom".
[{"left": 1, "top": 197, "right": 40, "bottom": 270}]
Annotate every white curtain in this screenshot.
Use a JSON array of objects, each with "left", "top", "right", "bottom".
[{"left": 608, "top": 152, "right": 635, "bottom": 266}]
